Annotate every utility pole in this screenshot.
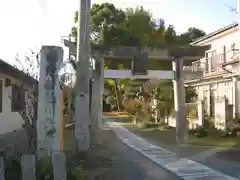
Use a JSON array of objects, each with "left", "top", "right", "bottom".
[{"left": 75, "top": 0, "right": 91, "bottom": 151}]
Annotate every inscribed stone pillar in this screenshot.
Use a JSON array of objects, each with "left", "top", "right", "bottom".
[{"left": 37, "top": 46, "right": 63, "bottom": 157}]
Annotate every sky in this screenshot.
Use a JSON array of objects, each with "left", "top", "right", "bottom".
[{"left": 0, "top": 0, "right": 238, "bottom": 65}]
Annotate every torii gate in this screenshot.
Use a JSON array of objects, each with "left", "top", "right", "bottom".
[{"left": 64, "top": 39, "right": 209, "bottom": 146}]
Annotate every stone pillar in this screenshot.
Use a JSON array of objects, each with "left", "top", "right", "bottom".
[
  {"left": 90, "top": 55, "right": 103, "bottom": 145},
  {"left": 99, "top": 57, "right": 104, "bottom": 130},
  {"left": 232, "top": 77, "right": 238, "bottom": 117},
  {"left": 21, "top": 155, "right": 36, "bottom": 180},
  {"left": 52, "top": 152, "right": 67, "bottom": 180},
  {"left": 0, "top": 157, "right": 5, "bottom": 180},
  {"left": 172, "top": 59, "right": 188, "bottom": 145},
  {"left": 206, "top": 85, "right": 211, "bottom": 115},
  {"left": 197, "top": 100, "right": 204, "bottom": 126},
  {"left": 214, "top": 98, "right": 228, "bottom": 131},
  {"left": 37, "top": 46, "right": 63, "bottom": 158}
]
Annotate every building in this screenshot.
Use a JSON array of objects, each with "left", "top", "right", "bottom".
[
  {"left": 0, "top": 59, "right": 37, "bottom": 134},
  {"left": 185, "top": 23, "right": 240, "bottom": 118}
]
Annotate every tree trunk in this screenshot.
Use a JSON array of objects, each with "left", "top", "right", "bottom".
[
  {"left": 156, "top": 109, "right": 161, "bottom": 124},
  {"left": 143, "top": 101, "right": 150, "bottom": 123},
  {"left": 113, "top": 79, "right": 122, "bottom": 111}
]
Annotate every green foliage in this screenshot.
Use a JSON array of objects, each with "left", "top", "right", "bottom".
[
  {"left": 36, "top": 158, "right": 54, "bottom": 180},
  {"left": 70, "top": 2, "right": 206, "bottom": 114},
  {"left": 144, "top": 123, "right": 159, "bottom": 128},
  {"left": 203, "top": 114, "right": 215, "bottom": 129},
  {"left": 189, "top": 126, "right": 208, "bottom": 138},
  {"left": 180, "top": 27, "right": 206, "bottom": 43},
  {"left": 186, "top": 86, "right": 197, "bottom": 103},
  {"left": 4, "top": 159, "right": 21, "bottom": 180},
  {"left": 226, "top": 117, "right": 240, "bottom": 136},
  {"left": 36, "top": 158, "right": 84, "bottom": 180},
  {"left": 3, "top": 157, "right": 85, "bottom": 180},
  {"left": 71, "top": 3, "right": 205, "bottom": 48},
  {"left": 67, "top": 166, "right": 84, "bottom": 180},
  {"left": 46, "top": 127, "right": 56, "bottom": 137}
]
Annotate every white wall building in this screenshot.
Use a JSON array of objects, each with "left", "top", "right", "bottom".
[
  {"left": 0, "top": 59, "right": 36, "bottom": 134},
  {"left": 186, "top": 23, "right": 240, "bottom": 118}
]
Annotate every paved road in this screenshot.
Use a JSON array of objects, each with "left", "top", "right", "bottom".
[
  {"left": 103, "top": 116, "right": 239, "bottom": 180},
  {"left": 98, "top": 128, "right": 180, "bottom": 180}
]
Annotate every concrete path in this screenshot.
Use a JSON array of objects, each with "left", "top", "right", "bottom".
[{"left": 106, "top": 122, "right": 239, "bottom": 180}]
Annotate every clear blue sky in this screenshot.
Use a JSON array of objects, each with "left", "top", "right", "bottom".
[{"left": 0, "top": 0, "right": 238, "bottom": 64}]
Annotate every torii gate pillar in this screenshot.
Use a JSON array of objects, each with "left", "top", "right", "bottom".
[
  {"left": 172, "top": 59, "right": 188, "bottom": 145},
  {"left": 90, "top": 55, "right": 104, "bottom": 145}
]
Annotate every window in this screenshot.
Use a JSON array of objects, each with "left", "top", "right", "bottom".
[
  {"left": 11, "top": 84, "right": 25, "bottom": 112},
  {"left": 0, "top": 80, "right": 3, "bottom": 113}
]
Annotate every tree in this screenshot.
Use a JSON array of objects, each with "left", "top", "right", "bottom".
[
  {"left": 69, "top": 3, "right": 205, "bottom": 115},
  {"left": 12, "top": 51, "right": 39, "bottom": 152},
  {"left": 164, "top": 25, "right": 177, "bottom": 44},
  {"left": 152, "top": 80, "right": 174, "bottom": 122},
  {"left": 151, "top": 80, "right": 197, "bottom": 123},
  {"left": 146, "top": 18, "right": 166, "bottom": 47},
  {"left": 180, "top": 27, "right": 206, "bottom": 43},
  {"left": 123, "top": 6, "right": 155, "bottom": 47},
  {"left": 72, "top": 3, "right": 126, "bottom": 45}
]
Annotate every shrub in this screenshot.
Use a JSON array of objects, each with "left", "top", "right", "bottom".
[
  {"left": 4, "top": 159, "right": 21, "bottom": 180},
  {"left": 227, "top": 117, "right": 240, "bottom": 136},
  {"left": 203, "top": 115, "right": 214, "bottom": 130},
  {"left": 190, "top": 126, "right": 208, "bottom": 138},
  {"left": 3, "top": 157, "right": 84, "bottom": 180},
  {"left": 163, "top": 126, "right": 174, "bottom": 130},
  {"left": 144, "top": 123, "right": 159, "bottom": 128}
]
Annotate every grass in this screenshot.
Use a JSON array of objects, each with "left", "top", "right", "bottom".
[{"left": 122, "top": 122, "right": 240, "bottom": 148}]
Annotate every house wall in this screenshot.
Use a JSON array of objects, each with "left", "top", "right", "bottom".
[
  {"left": 196, "top": 27, "right": 239, "bottom": 53},
  {"left": 188, "top": 25, "right": 240, "bottom": 116},
  {"left": 0, "top": 74, "right": 34, "bottom": 134},
  {"left": 196, "top": 27, "right": 240, "bottom": 73},
  {"left": 193, "top": 79, "right": 238, "bottom": 116}
]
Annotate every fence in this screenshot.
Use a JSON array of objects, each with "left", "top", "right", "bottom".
[{"left": 0, "top": 152, "right": 66, "bottom": 180}]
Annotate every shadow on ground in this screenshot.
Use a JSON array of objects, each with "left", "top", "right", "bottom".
[{"left": 215, "top": 149, "right": 240, "bottom": 165}]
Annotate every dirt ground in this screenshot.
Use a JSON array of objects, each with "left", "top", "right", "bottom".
[{"left": 64, "top": 126, "right": 179, "bottom": 180}]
